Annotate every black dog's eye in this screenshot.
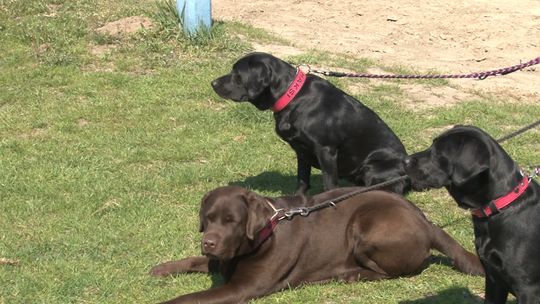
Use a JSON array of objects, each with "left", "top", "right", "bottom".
[{"left": 233, "top": 74, "right": 242, "bottom": 84}]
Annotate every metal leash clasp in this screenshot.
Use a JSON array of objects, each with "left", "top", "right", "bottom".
[
  {"left": 531, "top": 166, "right": 540, "bottom": 181},
  {"left": 283, "top": 207, "right": 310, "bottom": 220}
]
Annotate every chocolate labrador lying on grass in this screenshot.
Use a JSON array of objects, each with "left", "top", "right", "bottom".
[
  {"left": 211, "top": 52, "right": 409, "bottom": 195},
  {"left": 404, "top": 125, "right": 540, "bottom": 303},
  {"left": 151, "top": 186, "right": 484, "bottom": 304}
]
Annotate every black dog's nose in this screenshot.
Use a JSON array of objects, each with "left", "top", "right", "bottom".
[{"left": 210, "top": 80, "right": 218, "bottom": 88}]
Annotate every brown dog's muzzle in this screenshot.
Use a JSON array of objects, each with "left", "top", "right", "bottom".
[{"left": 201, "top": 232, "right": 219, "bottom": 256}]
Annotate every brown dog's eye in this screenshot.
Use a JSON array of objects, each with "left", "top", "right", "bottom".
[{"left": 224, "top": 215, "right": 234, "bottom": 223}]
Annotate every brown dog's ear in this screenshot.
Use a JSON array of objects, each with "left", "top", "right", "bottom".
[
  {"left": 244, "top": 191, "right": 273, "bottom": 241},
  {"left": 198, "top": 191, "right": 212, "bottom": 232}
]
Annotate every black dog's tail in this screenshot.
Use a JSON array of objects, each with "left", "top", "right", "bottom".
[{"left": 429, "top": 224, "right": 485, "bottom": 276}]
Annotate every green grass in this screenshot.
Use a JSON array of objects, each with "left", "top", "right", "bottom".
[{"left": 1, "top": 0, "right": 538, "bottom": 303}]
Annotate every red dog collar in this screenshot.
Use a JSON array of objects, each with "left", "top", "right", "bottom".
[
  {"left": 272, "top": 69, "right": 307, "bottom": 112},
  {"left": 255, "top": 200, "right": 284, "bottom": 247},
  {"left": 472, "top": 176, "right": 530, "bottom": 218}
]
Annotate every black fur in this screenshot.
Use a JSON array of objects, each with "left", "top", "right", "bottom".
[
  {"left": 404, "top": 125, "right": 540, "bottom": 304},
  {"left": 212, "top": 52, "right": 409, "bottom": 195}
]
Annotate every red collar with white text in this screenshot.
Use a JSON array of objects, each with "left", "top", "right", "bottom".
[
  {"left": 272, "top": 69, "right": 307, "bottom": 112},
  {"left": 472, "top": 176, "right": 530, "bottom": 218}
]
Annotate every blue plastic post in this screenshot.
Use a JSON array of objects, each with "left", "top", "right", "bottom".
[{"left": 177, "top": 0, "right": 212, "bottom": 36}]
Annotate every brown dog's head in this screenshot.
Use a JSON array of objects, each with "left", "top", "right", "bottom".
[
  {"left": 211, "top": 52, "right": 296, "bottom": 110},
  {"left": 404, "top": 125, "right": 519, "bottom": 209},
  {"left": 198, "top": 186, "right": 275, "bottom": 260}
]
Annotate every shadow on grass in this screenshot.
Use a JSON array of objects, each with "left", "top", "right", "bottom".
[
  {"left": 399, "top": 286, "right": 517, "bottom": 304},
  {"left": 399, "top": 287, "right": 483, "bottom": 304},
  {"left": 228, "top": 171, "right": 325, "bottom": 195}
]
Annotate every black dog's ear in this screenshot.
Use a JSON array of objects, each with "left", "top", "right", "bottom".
[
  {"left": 451, "top": 163, "right": 489, "bottom": 187},
  {"left": 446, "top": 138, "right": 490, "bottom": 187},
  {"left": 246, "top": 61, "right": 271, "bottom": 99},
  {"left": 244, "top": 191, "right": 273, "bottom": 241}
]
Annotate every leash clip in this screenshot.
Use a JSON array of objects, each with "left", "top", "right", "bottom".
[
  {"left": 531, "top": 166, "right": 540, "bottom": 181},
  {"left": 283, "top": 207, "right": 310, "bottom": 219},
  {"left": 297, "top": 64, "right": 311, "bottom": 75}
]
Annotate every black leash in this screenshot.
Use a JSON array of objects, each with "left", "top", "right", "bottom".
[
  {"left": 496, "top": 118, "right": 540, "bottom": 143},
  {"left": 281, "top": 118, "right": 540, "bottom": 221},
  {"left": 279, "top": 175, "right": 409, "bottom": 221},
  {"left": 496, "top": 118, "right": 540, "bottom": 182}
]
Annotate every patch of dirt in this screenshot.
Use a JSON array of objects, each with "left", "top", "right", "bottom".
[
  {"left": 0, "top": 258, "right": 20, "bottom": 266},
  {"left": 82, "top": 61, "right": 115, "bottom": 73},
  {"left": 252, "top": 42, "right": 304, "bottom": 57},
  {"left": 90, "top": 44, "right": 116, "bottom": 57},
  {"left": 43, "top": 4, "right": 61, "bottom": 17},
  {"left": 77, "top": 118, "right": 90, "bottom": 127},
  {"left": 214, "top": 0, "right": 540, "bottom": 102},
  {"left": 17, "top": 127, "right": 47, "bottom": 140},
  {"left": 96, "top": 16, "right": 153, "bottom": 37},
  {"left": 399, "top": 85, "right": 477, "bottom": 111}
]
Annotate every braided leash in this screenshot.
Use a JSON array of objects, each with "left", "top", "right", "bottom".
[{"left": 310, "top": 56, "right": 540, "bottom": 80}]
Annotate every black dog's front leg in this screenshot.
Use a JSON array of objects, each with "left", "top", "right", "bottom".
[
  {"left": 315, "top": 146, "right": 338, "bottom": 191},
  {"left": 484, "top": 273, "right": 509, "bottom": 304},
  {"left": 295, "top": 154, "right": 311, "bottom": 195}
]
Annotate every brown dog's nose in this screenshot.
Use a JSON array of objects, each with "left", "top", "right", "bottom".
[{"left": 203, "top": 238, "right": 216, "bottom": 249}]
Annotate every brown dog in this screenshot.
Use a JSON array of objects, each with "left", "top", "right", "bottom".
[{"left": 151, "top": 186, "right": 484, "bottom": 303}]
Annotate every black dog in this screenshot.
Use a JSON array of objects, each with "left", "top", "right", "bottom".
[
  {"left": 404, "top": 125, "right": 540, "bottom": 303},
  {"left": 211, "top": 52, "right": 409, "bottom": 195},
  {"left": 151, "top": 186, "right": 484, "bottom": 303}
]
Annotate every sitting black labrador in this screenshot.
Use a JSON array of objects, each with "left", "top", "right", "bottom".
[
  {"left": 211, "top": 52, "right": 409, "bottom": 195},
  {"left": 404, "top": 125, "right": 540, "bottom": 304},
  {"left": 151, "top": 186, "right": 484, "bottom": 304}
]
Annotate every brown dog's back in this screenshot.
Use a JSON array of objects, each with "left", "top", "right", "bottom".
[
  {"left": 152, "top": 187, "right": 484, "bottom": 303},
  {"left": 308, "top": 189, "right": 485, "bottom": 278}
]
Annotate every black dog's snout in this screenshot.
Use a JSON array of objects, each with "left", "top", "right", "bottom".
[{"left": 211, "top": 79, "right": 219, "bottom": 89}]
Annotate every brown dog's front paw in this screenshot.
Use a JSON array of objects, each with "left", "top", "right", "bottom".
[{"left": 149, "top": 264, "right": 174, "bottom": 277}]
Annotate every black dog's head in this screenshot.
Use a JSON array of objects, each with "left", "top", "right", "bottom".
[
  {"left": 198, "top": 186, "right": 275, "bottom": 260},
  {"left": 211, "top": 52, "right": 297, "bottom": 110},
  {"left": 404, "top": 125, "right": 519, "bottom": 209}
]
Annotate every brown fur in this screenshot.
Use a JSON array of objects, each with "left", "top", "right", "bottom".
[{"left": 151, "top": 186, "right": 484, "bottom": 303}]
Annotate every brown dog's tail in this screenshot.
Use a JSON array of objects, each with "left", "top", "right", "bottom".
[{"left": 429, "top": 224, "right": 485, "bottom": 276}]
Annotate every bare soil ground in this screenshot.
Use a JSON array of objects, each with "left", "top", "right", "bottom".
[{"left": 213, "top": 0, "right": 540, "bottom": 102}]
